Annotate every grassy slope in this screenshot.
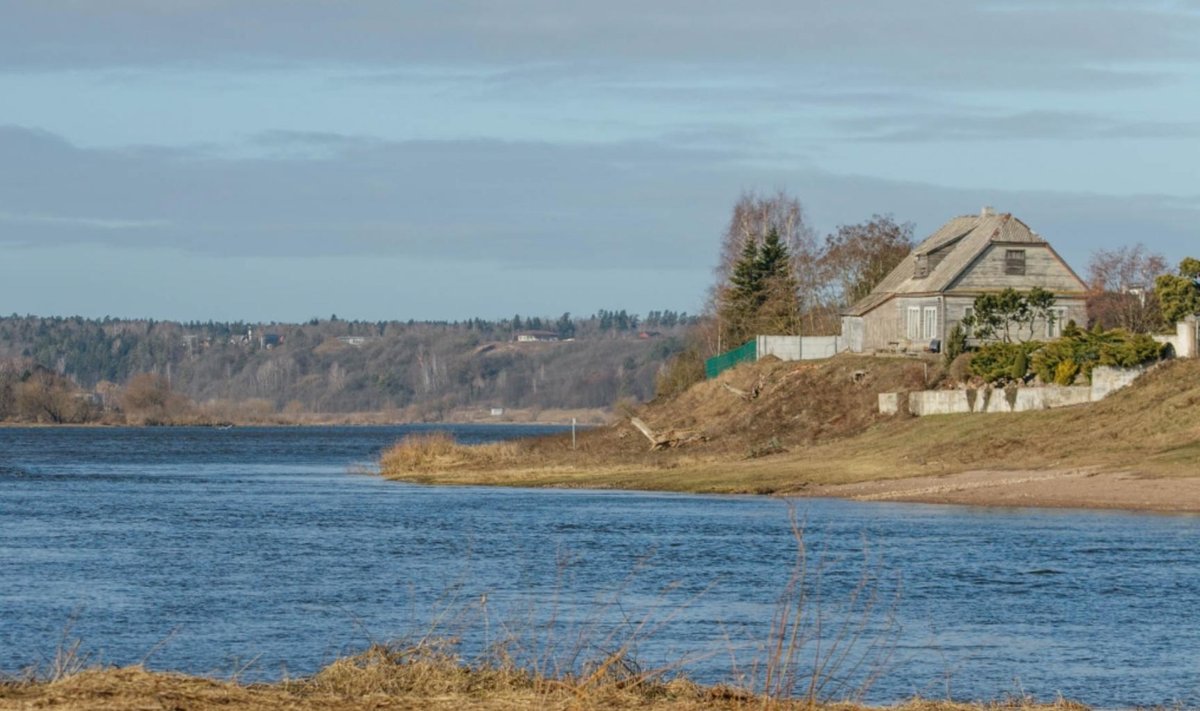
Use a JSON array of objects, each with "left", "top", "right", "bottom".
[{"left": 382, "top": 357, "right": 1200, "bottom": 494}]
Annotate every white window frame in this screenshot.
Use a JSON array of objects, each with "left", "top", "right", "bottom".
[
  {"left": 922, "top": 307, "right": 938, "bottom": 341},
  {"left": 1047, "top": 307, "right": 1068, "bottom": 338},
  {"left": 906, "top": 307, "right": 921, "bottom": 340}
]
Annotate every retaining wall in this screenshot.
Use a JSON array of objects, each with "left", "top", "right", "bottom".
[
  {"left": 888, "top": 363, "right": 1152, "bottom": 417},
  {"left": 905, "top": 386, "right": 1093, "bottom": 416}
]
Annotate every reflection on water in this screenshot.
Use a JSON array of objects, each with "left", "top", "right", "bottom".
[{"left": 2, "top": 426, "right": 1199, "bottom": 706}]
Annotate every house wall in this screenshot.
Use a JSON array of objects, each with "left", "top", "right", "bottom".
[
  {"left": 842, "top": 316, "right": 865, "bottom": 353},
  {"left": 944, "top": 295, "right": 1087, "bottom": 344},
  {"left": 948, "top": 243, "right": 1085, "bottom": 293},
  {"left": 857, "top": 296, "right": 940, "bottom": 351}
]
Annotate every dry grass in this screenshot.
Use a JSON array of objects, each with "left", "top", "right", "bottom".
[
  {"left": 379, "top": 432, "right": 521, "bottom": 476},
  {"left": 380, "top": 358, "right": 1200, "bottom": 495},
  {"left": 0, "top": 651, "right": 1091, "bottom": 710}
]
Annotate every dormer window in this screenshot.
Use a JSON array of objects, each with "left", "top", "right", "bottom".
[
  {"left": 1005, "top": 249, "right": 1026, "bottom": 275},
  {"left": 914, "top": 255, "right": 929, "bottom": 279}
]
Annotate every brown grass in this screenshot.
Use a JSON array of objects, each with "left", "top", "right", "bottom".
[
  {"left": 0, "top": 652, "right": 1091, "bottom": 710},
  {"left": 380, "top": 432, "right": 521, "bottom": 475},
  {"left": 379, "top": 357, "right": 1200, "bottom": 495}
]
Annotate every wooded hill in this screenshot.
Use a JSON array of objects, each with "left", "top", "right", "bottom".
[{"left": 0, "top": 311, "right": 694, "bottom": 422}]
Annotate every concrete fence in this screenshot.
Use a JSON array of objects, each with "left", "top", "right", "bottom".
[
  {"left": 880, "top": 364, "right": 1150, "bottom": 417},
  {"left": 755, "top": 335, "right": 846, "bottom": 362},
  {"left": 1153, "top": 317, "right": 1198, "bottom": 360}
]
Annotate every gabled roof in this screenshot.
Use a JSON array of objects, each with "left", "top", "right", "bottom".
[{"left": 843, "top": 210, "right": 1074, "bottom": 316}]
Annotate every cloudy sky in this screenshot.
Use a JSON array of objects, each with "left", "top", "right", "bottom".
[{"left": 1, "top": 1, "right": 1197, "bottom": 322}]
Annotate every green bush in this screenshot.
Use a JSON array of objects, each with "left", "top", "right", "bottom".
[
  {"left": 943, "top": 323, "right": 967, "bottom": 368},
  {"left": 1011, "top": 349, "right": 1028, "bottom": 381},
  {"left": 968, "top": 341, "right": 1043, "bottom": 384},
  {"left": 1031, "top": 323, "right": 1165, "bottom": 384},
  {"left": 1053, "top": 359, "right": 1080, "bottom": 386}
]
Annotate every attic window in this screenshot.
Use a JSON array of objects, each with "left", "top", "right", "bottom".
[
  {"left": 1005, "top": 249, "right": 1026, "bottom": 276},
  {"left": 914, "top": 255, "right": 929, "bottom": 279}
]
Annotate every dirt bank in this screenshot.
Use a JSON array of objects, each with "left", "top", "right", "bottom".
[{"left": 381, "top": 357, "right": 1200, "bottom": 513}]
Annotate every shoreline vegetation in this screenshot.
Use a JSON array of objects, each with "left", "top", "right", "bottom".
[
  {"left": 0, "top": 664, "right": 1087, "bottom": 711},
  {"left": 0, "top": 647, "right": 1087, "bottom": 711},
  {"left": 380, "top": 355, "right": 1200, "bottom": 514},
  {"left": 0, "top": 406, "right": 607, "bottom": 429}
]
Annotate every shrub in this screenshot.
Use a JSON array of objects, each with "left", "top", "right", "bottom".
[
  {"left": 1011, "top": 349, "right": 1029, "bottom": 382},
  {"left": 1032, "top": 324, "right": 1166, "bottom": 384},
  {"left": 968, "top": 341, "right": 1043, "bottom": 384},
  {"left": 947, "top": 352, "right": 974, "bottom": 384},
  {"left": 655, "top": 349, "right": 705, "bottom": 399},
  {"left": 1053, "top": 359, "right": 1080, "bottom": 386},
  {"left": 942, "top": 323, "right": 966, "bottom": 368}
]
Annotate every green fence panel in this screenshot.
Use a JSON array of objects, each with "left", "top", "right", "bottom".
[{"left": 704, "top": 339, "right": 757, "bottom": 379}]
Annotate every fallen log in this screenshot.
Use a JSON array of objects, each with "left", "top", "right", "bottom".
[
  {"left": 722, "top": 378, "right": 763, "bottom": 400},
  {"left": 629, "top": 417, "right": 705, "bottom": 450}
]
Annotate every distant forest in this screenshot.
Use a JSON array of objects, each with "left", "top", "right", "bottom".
[{"left": 0, "top": 310, "right": 696, "bottom": 422}]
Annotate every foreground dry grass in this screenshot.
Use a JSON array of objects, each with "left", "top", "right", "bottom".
[
  {"left": 0, "top": 646, "right": 1088, "bottom": 711},
  {"left": 379, "top": 358, "right": 1200, "bottom": 501}
]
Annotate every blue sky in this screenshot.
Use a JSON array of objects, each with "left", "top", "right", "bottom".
[{"left": 1, "top": 1, "right": 1197, "bottom": 322}]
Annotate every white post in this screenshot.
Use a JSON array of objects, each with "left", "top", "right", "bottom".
[{"left": 571, "top": 418, "right": 577, "bottom": 450}]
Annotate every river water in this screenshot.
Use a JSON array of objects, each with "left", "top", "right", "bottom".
[{"left": 2, "top": 425, "right": 1198, "bottom": 706}]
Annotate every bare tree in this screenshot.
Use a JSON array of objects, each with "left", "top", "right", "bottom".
[
  {"left": 16, "top": 369, "right": 87, "bottom": 424},
  {"left": 821, "top": 215, "right": 914, "bottom": 308},
  {"left": 1086, "top": 244, "right": 1168, "bottom": 332}
]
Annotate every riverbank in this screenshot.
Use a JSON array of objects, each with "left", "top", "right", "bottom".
[
  {"left": 0, "top": 407, "right": 604, "bottom": 429},
  {"left": 0, "top": 650, "right": 1086, "bottom": 711},
  {"left": 381, "top": 358, "right": 1200, "bottom": 514}
]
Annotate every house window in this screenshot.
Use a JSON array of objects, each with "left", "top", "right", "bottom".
[
  {"left": 906, "top": 307, "right": 921, "bottom": 340},
  {"left": 1005, "top": 249, "right": 1026, "bottom": 275},
  {"left": 1047, "top": 307, "right": 1068, "bottom": 338},
  {"left": 914, "top": 255, "right": 928, "bottom": 279},
  {"left": 923, "top": 307, "right": 938, "bottom": 340}
]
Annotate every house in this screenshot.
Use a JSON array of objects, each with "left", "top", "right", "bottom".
[{"left": 841, "top": 207, "right": 1087, "bottom": 353}]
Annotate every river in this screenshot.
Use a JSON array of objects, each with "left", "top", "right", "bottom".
[{"left": 2, "top": 425, "right": 1198, "bottom": 706}]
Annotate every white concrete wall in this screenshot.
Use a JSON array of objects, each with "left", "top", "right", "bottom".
[
  {"left": 1152, "top": 319, "right": 1196, "bottom": 359},
  {"left": 756, "top": 335, "right": 846, "bottom": 361},
  {"left": 896, "top": 385, "right": 1093, "bottom": 416},
  {"left": 1091, "top": 365, "right": 1148, "bottom": 401},
  {"left": 907, "top": 390, "right": 973, "bottom": 416}
]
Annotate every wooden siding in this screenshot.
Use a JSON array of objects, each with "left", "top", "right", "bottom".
[
  {"left": 948, "top": 244, "right": 1085, "bottom": 293},
  {"left": 858, "top": 295, "right": 941, "bottom": 351},
  {"left": 946, "top": 295, "right": 1087, "bottom": 344},
  {"left": 856, "top": 294, "right": 1087, "bottom": 352}
]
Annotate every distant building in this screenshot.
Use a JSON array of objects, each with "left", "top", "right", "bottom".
[
  {"left": 336, "top": 336, "right": 378, "bottom": 347},
  {"left": 514, "top": 330, "right": 560, "bottom": 343}
]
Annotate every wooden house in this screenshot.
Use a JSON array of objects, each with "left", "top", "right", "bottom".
[{"left": 841, "top": 208, "right": 1087, "bottom": 353}]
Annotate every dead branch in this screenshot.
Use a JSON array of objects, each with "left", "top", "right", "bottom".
[{"left": 629, "top": 417, "right": 706, "bottom": 451}]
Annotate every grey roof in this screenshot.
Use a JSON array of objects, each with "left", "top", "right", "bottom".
[{"left": 843, "top": 211, "right": 1059, "bottom": 317}]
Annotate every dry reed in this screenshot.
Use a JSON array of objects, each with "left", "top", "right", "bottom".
[{"left": 379, "top": 431, "right": 520, "bottom": 475}]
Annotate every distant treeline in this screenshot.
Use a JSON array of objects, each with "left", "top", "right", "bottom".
[{"left": 0, "top": 311, "right": 696, "bottom": 422}]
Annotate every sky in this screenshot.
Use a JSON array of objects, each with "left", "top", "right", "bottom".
[{"left": 1, "top": 1, "right": 1197, "bottom": 322}]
